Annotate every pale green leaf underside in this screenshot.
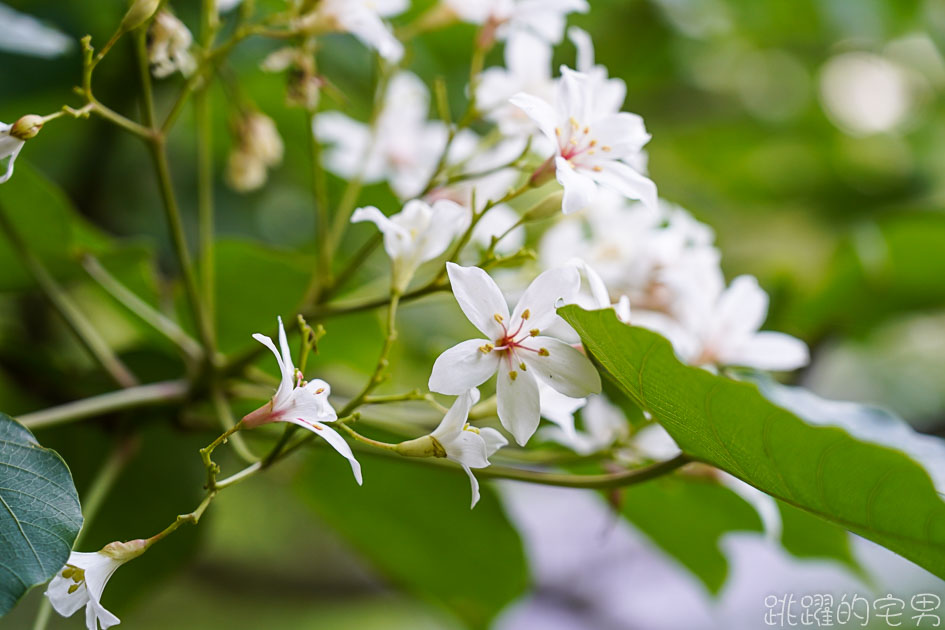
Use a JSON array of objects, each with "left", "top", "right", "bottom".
[
  {"left": 0, "top": 413, "right": 82, "bottom": 616},
  {"left": 560, "top": 306, "right": 945, "bottom": 579}
]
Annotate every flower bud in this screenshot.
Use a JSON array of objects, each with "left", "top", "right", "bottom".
[
  {"left": 395, "top": 435, "right": 447, "bottom": 458},
  {"left": 9, "top": 115, "right": 44, "bottom": 141},
  {"left": 120, "top": 0, "right": 161, "bottom": 32},
  {"left": 101, "top": 538, "right": 149, "bottom": 562},
  {"left": 520, "top": 190, "right": 565, "bottom": 223},
  {"left": 528, "top": 155, "right": 557, "bottom": 188}
]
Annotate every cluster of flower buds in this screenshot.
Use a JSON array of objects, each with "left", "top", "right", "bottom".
[{"left": 226, "top": 111, "right": 285, "bottom": 192}]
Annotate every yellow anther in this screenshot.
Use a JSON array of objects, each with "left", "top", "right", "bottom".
[
  {"left": 583, "top": 126, "right": 590, "bottom": 134},
  {"left": 494, "top": 313, "right": 504, "bottom": 323},
  {"left": 593, "top": 166, "right": 603, "bottom": 172},
  {"left": 479, "top": 343, "right": 494, "bottom": 354},
  {"left": 521, "top": 309, "right": 530, "bottom": 320},
  {"left": 463, "top": 423, "right": 481, "bottom": 434},
  {"left": 589, "top": 139, "right": 597, "bottom": 147},
  {"left": 68, "top": 584, "right": 80, "bottom": 594},
  {"left": 569, "top": 117, "right": 579, "bottom": 129},
  {"left": 61, "top": 567, "right": 75, "bottom": 579},
  {"left": 509, "top": 370, "right": 518, "bottom": 381},
  {"left": 569, "top": 138, "right": 579, "bottom": 145},
  {"left": 529, "top": 328, "right": 539, "bottom": 337},
  {"left": 602, "top": 145, "right": 612, "bottom": 152},
  {"left": 555, "top": 127, "right": 561, "bottom": 136},
  {"left": 538, "top": 348, "right": 550, "bottom": 356},
  {"left": 519, "top": 362, "right": 527, "bottom": 370},
  {"left": 315, "top": 387, "right": 325, "bottom": 394}
]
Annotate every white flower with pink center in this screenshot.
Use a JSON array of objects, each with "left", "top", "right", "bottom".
[
  {"left": 429, "top": 263, "right": 601, "bottom": 445},
  {"left": 510, "top": 67, "right": 657, "bottom": 214}
]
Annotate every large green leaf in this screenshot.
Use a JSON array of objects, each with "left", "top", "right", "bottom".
[
  {"left": 620, "top": 476, "right": 762, "bottom": 593},
  {"left": 296, "top": 451, "right": 529, "bottom": 629},
  {"left": 0, "top": 413, "right": 83, "bottom": 616},
  {"left": 559, "top": 305, "right": 945, "bottom": 579}
]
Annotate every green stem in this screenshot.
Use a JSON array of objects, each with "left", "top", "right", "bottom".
[
  {"left": 19, "top": 380, "right": 189, "bottom": 430},
  {"left": 195, "top": 85, "right": 216, "bottom": 339},
  {"left": 476, "top": 454, "right": 692, "bottom": 489},
  {"left": 0, "top": 210, "right": 138, "bottom": 389},
  {"left": 336, "top": 420, "right": 400, "bottom": 452},
  {"left": 209, "top": 386, "right": 256, "bottom": 464},
  {"left": 338, "top": 291, "right": 401, "bottom": 417},
  {"left": 305, "top": 109, "right": 333, "bottom": 302},
  {"left": 82, "top": 254, "right": 203, "bottom": 361}
]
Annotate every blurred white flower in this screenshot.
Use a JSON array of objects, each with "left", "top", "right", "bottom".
[
  {"left": 0, "top": 122, "right": 26, "bottom": 184},
  {"left": 442, "top": 0, "right": 588, "bottom": 43},
  {"left": 429, "top": 263, "right": 601, "bottom": 445},
  {"left": 511, "top": 67, "right": 656, "bottom": 213},
  {"left": 637, "top": 275, "right": 810, "bottom": 371},
  {"left": 542, "top": 394, "right": 629, "bottom": 455},
  {"left": 46, "top": 540, "right": 147, "bottom": 630},
  {"left": 315, "top": 72, "right": 447, "bottom": 199},
  {"left": 217, "top": 0, "right": 242, "bottom": 12},
  {"left": 227, "top": 112, "right": 284, "bottom": 193},
  {"left": 430, "top": 388, "right": 508, "bottom": 508},
  {"left": 537, "top": 381, "right": 586, "bottom": 442},
  {"left": 567, "top": 27, "right": 627, "bottom": 117},
  {"left": 244, "top": 317, "right": 362, "bottom": 484},
  {"left": 303, "top": 0, "right": 406, "bottom": 62},
  {"left": 351, "top": 199, "right": 469, "bottom": 292},
  {"left": 148, "top": 11, "right": 196, "bottom": 78}
]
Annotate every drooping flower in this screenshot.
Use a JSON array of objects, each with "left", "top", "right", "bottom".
[
  {"left": 226, "top": 111, "right": 284, "bottom": 192},
  {"left": 0, "top": 115, "right": 42, "bottom": 184},
  {"left": 442, "top": 0, "right": 589, "bottom": 43},
  {"left": 315, "top": 72, "right": 447, "bottom": 200},
  {"left": 243, "top": 317, "right": 362, "bottom": 484},
  {"left": 638, "top": 274, "right": 810, "bottom": 371},
  {"left": 296, "top": 0, "right": 406, "bottom": 62},
  {"left": 351, "top": 199, "right": 469, "bottom": 292},
  {"left": 429, "top": 263, "right": 601, "bottom": 445},
  {"left": 45, "top": 540, "right": 147, "bottom": 630},
  {"left": 430, "top": 388, "right": 508, "bottom": 508},
  {"left": 511, "top": 67, "right": 656, "bottom": 214},
  {"left": 148, "top": 10, "right": 196, "bottom": 78}
]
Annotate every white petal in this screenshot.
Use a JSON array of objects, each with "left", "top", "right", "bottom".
[
  {"left": 431, "top": 388, "right": 479, "bottom": 441},
  {"left": 497, "top": 362, "right": 541, "bottom": 446},
  {"left": 538, "top": 382, "right": 585, "bottom": 439},
  {"left": 588, "top": 160, "right": 657, "bottom": 210},
  {"left": 253, "top": 330, "right": 294, "bottom": 407},
  {"left": 86, "top": 599, "right": 120, "bottom": 630},
  {"left": 0, "top": 141, "right": 23, "bottom": 184},
  {"left": 45, "top": 575, "right": 89, "bottom": 617},
  {"left": 567, "top": 26, "right": 594, "bottom": 72},
  {"left": 462, "top": 464, "right": 481, "bottom": 509},
  {"left": 276, "top": 316, "right": 296, "bottom": 376},
  {"left": 555, "top": 157, "right": 598, "bottom": 214},
  {"left": 522, "top": 336, "right": 601, "bottom": 398},
  {"left": 417, "top": 199, "right": 469, "bottom": 262},
  {"left": 508, "top": 92, "right": 559, "bottom": 142},
  {"left": 290, "top": 420, "right": 363, "bottom": 485},
  {"left": 445, "top": 263, "right": 510, "bottom": 339},
  {"left": 286, "top": 378, "right": 338, "bottom": 423},
  {"left": 443, "top": 429, "right": 491, "bottom": 468},
  {"left": 429, "top": 339, "right": 501, "bottom": 394},
  {"left": 722, "top": 331, "right": 810, "bottom": 371},
  {"left": 512, "top": 265, "right": 581, "bottom": 333},
  {"left": 478, "top": 427, "right": 508, "bottom": 457},
  {"left": 713, "top": 275, "right": 769, "bottom": 341}
]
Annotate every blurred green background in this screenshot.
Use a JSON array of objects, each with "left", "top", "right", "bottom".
[{"left": 1, "top": 0, "right": 944, "bottom": 628}]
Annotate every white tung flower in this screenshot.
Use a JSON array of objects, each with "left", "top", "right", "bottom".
[
  {"left": 511, "top": 67, "right": 657, "bottom": 214},
  {"left": 0, "top": 122, "right": 26, "bottom": 184},
  {"left": 541, "top": 394, "right": 629, "bottom": 456},
  {"left": 45, "top": 541, "right": 146, "bottom": 630},
  {"left": 429, "top": 263, "right": 601, "bottom": 446},
  {"left": 315, "top": 72, "right": 447, "bottom": 200},
  {"left": 244, "top": 317, "right": 362, "bottom": 484},
  {"left": 640, "top": 275, "right": 810, "bottom": 371},
  {"left": 148, "top": 11, "right": 196, "bottom": 78},
  {"left": 351, "top": 199, "right": 469, "bottom": 292},
  {"left": 430, "top": 388, "right": 507, "bottom": 508}
]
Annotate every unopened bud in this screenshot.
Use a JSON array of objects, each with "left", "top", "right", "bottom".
[
  {"left": 9, "top": 115, "right": 43, "bottom": 141},
  {"left": 120, "top": 0, "right": 161, "bottom": 32},
  {"left": 101, "top": 538, "right": 148, "bottom": 562},
  {"left": 528, "top": 155, "right": 557, "bottom": 188},
  {"left": 395, "top": 435, "right": 447, "bottom": 458},
  {"left": 520, "top": 190, "right": 564, "bottom": 222}
]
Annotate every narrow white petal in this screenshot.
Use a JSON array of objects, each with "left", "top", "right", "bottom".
[
  {"left": 429, "top": 339, "right": 501, "bottom": 395},
  {"left": 713, "top": 275, "right": 769, "bottom": 341},
  {"left": 445, "top": 263, "right": 510, "bottom": 339},
  {"left": 417, "top": 199, "right": 469, "bottom": 262},
  {"left": 443, "top": 430, "right": 491, "bottom": 468},
  {"left": 276, "top": 316, "right": 296, "bottom": 376},
  {"left": 290, "top": 421, "right": 363, "bottom": 485},
  {"left": 555, "top": 157, "right": 598, "bottom": 214},
  {"left": 463, "top": 464, "right": 481, "bottom": 509},
  {"left": 497, "top": 363, "right": 541, "bottom": 446},
  {"left": 512, "top": 265, "right": 581, "bottom": 333},
  {"left": 522, "top": 336, "right": 601, "bottom": 398},
  {"left": 431, "top": 388, "right": 479, "bottom": 441},
  {"left": 253, "top": 331, "right": 293, "bottom": 406},
  {"left": 588, "top": 160, "right": 657, "bottom": 210},
  {"left": 567, "top": 26, "right": 594, "bottom": 72},
  {"left": 87, "top": 599, "right": 120, "bottom": 630},
  {"left": 508, "top": 92, "right": 559, "bottom": 142},
  {"left": 478, "top": 427, "right": 508, "bottom": 457}
]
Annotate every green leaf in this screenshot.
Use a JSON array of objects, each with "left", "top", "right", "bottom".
[
  {"left": 0, "top": 413, "right": 83, "bottom": 616},
  {"left": 620, "top": 476, "right": 762, "bottom": 593},
  {"left": 559, "top": 305, "right": 945, "bottom": 580},
  {"left": 777, "top": 500, "right": 860, "bottom": 572},
  {"left": 296, "top": 451, "right": 529, "bottom": 629}
]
